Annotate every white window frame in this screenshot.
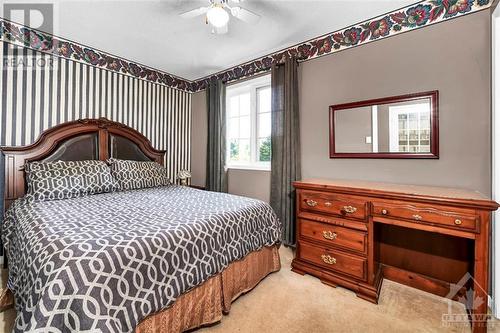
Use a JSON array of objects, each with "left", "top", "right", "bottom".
[
  {"left": 371, "top": 105, "right": 379, "bottom": 153},
  {"left": 388, "top": 102, "right": 431, "bottom": 153},
  {"left": 226, "top": 75, "right": 271, "bottom": 171}
]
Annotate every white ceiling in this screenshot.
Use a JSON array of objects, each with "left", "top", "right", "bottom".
[{"left": 3, "top": 0, "right": 418, "bottom": 80}]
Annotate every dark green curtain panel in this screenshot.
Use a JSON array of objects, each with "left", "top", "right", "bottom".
[
  {"left": 270, "top": 57, "right": 301, "bottom": 246},
  {"left": 206, "top": 79, "right": 228, "bottom": 193}
]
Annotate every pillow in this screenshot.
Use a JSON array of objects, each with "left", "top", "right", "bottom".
[
  {"left": 25, "top": 160, "right": 119, "bottom": 202},
  {"left": 107, "top": 158, "right": 171, "bottom": 191}
]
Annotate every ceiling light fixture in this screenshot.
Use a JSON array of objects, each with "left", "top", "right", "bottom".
[
  {"left": 206, "top": 5, "right": 229, "bottom": 28},
  {"left": 180, "top": 0, "right": 261, "bottom": 35}
]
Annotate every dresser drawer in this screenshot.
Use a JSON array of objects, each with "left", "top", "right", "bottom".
[
  {"left": 299, "top": 241, "right": 367, "bottom": 280},
  {"left": 299, "top": 219, "right": 367, "bottom": 254},
  {"left": 372, "top": 200, "right": 478, "bottom": 231},
  {"left": 299, "top": 190, "right": 368, "bottom": 221}
]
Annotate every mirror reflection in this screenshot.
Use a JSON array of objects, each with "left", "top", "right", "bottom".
[{"left": 334, "top": 98, "right": 432, "bottom": 154}]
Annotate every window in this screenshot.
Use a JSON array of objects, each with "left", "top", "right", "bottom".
[
  {"left": 226, "top": 75, "right": 271, "bottom": 169},
  {"left": 389, "top": 102, "right": 431, "bottom": 153}
]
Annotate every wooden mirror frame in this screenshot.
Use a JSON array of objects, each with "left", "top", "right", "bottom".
[{"left": 329, "top": 90, "right": 439, "bottom": 159}]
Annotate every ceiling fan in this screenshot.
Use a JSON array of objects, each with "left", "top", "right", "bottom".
[{"left": 180, "top": 0, "right": 261, "bottom": 34}]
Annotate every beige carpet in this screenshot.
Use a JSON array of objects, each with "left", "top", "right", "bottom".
[
  {"left": 1, "top": 248, "right": 499, "bottom": 333},
  {"left": 199, "top": 247, "right": 500, "bottom": 333}
]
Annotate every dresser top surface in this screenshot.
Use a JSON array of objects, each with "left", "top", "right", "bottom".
[{"left": 294, "top": 179, "right": 497, "bottom": 206}]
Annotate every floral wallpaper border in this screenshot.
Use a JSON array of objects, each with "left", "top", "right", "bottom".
[
  {"left": 0, "top": 18, "right": 194, "bottom": 92},
  {"left": 191, "top": 0, "right": 491, "bottom": 91},
  {"left": 0, "top": 0, "right": 492, "bottom": 93}
]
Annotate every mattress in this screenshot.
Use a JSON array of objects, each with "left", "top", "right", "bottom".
[{"left": 2, "top": 185, "right": 281, "bottom": 332}]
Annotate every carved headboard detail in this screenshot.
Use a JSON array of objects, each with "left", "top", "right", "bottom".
[{"left": 1, "top": 118, "right": 166, "bottom": 210}]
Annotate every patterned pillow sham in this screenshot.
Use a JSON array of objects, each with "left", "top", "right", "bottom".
[
  {"left": 107, "top": 158, "right": 171, "bottom": 191},
  {"left": 25, "top": 160, "right": 119, "bottom": 202}
]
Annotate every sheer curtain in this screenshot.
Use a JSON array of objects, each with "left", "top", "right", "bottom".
[
  {"left": 270, "top": 56, "right": 301, "bottom": 246},
  {"left": 206, "top": 79, "right": 228, "bottom": 192}
]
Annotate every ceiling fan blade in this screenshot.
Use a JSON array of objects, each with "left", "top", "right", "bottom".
[
  {"left": 230, "top": 7, "right": 260, "bottom": 24},
  {"left": 213, "top": 24, "right": 228, "bottom": 35},
  {"left": 180, "top": 7, "right": 208, "bottom": 19}
]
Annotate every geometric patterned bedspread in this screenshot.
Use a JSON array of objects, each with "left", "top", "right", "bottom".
[{"left": 2, "top": 185, "right": 281, "bottom": 332}]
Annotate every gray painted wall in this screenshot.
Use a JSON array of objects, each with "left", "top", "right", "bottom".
[
  {"left": 191, "top": 90, "right": 207, "bottom": 188},
  {"left": 300, "top": 10, "right": 491, "bottom": 195},
  {"left": 191, "top": 10, "right": 492, "bottom": 198},
  {"left": 334, "top": 106, "right": 373, "bottom": 153},
  {"left": 227, "top": 169, "right": 271, "bottom": 202}
]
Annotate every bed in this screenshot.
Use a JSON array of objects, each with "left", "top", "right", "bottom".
[{"left": 1, "top": 118, "right": 282, "bottom": 333}]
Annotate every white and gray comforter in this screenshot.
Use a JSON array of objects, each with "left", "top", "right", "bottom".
[{"left": 2, "top": 185, "right": 281, "bottom": 332}]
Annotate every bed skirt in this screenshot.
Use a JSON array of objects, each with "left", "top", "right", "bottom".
[{"left": 135, "top": 245, "right": 281, "bottom": 333}]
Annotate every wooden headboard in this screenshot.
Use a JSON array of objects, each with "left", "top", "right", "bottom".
[{"left": 1, "top": 118, "right": 166, "bottom": 210}]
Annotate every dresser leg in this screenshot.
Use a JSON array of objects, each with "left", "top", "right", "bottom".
[
  {"left": 291, "top": 267, "right": 306, "bottom": 276},
  {"left": 471, "top": 215, "right": 490, "bottom": 333},
  {"left": 291, "top": 259, "right": 306, "bottom": 276},
  {"left": 357, "top": 269, "right": 383, "bottom": 304},
  {"left": 470, "top": 280, "right": 489, "bottom": 333},
  {"left": 321, "top": 279, "right": 338, "bottom": 288}
]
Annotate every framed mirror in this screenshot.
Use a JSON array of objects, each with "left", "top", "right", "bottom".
[{"left": 329, "top": 91, "right": 439, "bottom": 159}]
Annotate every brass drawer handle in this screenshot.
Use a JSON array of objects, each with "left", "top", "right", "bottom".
[
  {"left": 381, "top": 209, "right": 388, "bottom": 215},
  {"left": 321, "top": 254, "right": 337, "bottom": 265},
  {"left": 343, "top": 206, "right": 357, "bottom": 214},
  {"left": 324, "top": 202, "right": 333, "bottom": 207},
  {"left": 322, "top": 231, "right": 337, "bottom": 240},
  {"left": 413, "top": 214, "right": 423, "bottom": 221},
  {"left": 306, "top": 199, "right": 318, "bottom": 207},
  {"left": 454, "top": 219, "right": 462, "bottom": 225}
]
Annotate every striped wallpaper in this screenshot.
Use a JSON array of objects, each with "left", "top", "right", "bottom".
[{"left": 0, "top": 40, "right": 192, "bottom": 182}]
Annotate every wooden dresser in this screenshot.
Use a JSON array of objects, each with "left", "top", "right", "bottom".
[{"left": 291, "top": 179, "right": 499, "bottom": 333}]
